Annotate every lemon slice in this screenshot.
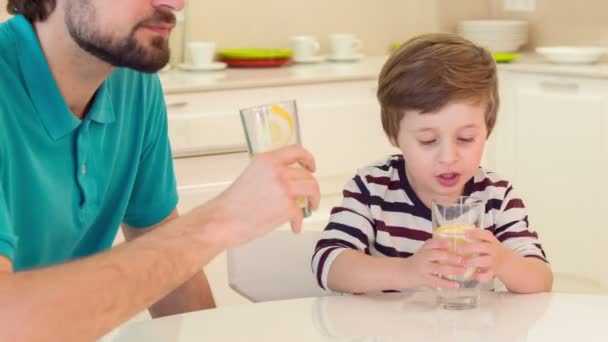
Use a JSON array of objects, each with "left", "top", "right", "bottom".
[
  {"left": 434, "top": 224, "right": 476, "bottom": 236},
  {"left": 434, "top": 224, "right": 477, "bottom": 280},
  {"left": 268, "top": 104, "right": 295, "bottom": 146}
]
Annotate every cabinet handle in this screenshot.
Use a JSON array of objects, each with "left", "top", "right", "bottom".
[
  {"left": 166, "top": 101, "right": 189, "bottom": 108},
  {"left": 538, "top": 81, "right": 580, "bottom": 94}
]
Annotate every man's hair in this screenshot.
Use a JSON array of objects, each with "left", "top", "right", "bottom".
[
  {"left": 377, "top": 33, "right": 498, "bottom": 143},
  {"left": 7, "top": 0, "right": 57, "bottom": 22}
]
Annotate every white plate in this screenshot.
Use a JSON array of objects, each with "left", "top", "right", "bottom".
[
  {"left": 177, "top": 62, "right": 227, "bottom": 71},
  {"left": 536, "top": 46, "right": 608, "bottom": 64},
  {"left": 293, "top": 55, "right": 326, "bottom": 64},
  {"left": 327, "top": 54, "right": 364, "bottom": 62}
]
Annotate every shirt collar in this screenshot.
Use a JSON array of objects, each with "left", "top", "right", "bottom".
[{"left": 11, "top": 15, "right": 115, "bottom": 140}]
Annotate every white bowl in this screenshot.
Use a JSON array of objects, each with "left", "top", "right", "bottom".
[
  {"left": 536, "top": 46, "right": 608, "bottom": 64},
  {"left": 458, "top": 19, "right": 528, "bottom": 52},
  {"left": 458, "top": 20, "right": 529, "bottom": 30}
]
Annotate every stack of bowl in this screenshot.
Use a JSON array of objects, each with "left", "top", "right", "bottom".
[{"left": 458, "top": 20, "right": 529, "bottom": 52}]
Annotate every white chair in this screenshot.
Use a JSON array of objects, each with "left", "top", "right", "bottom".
[{"left": 227, "top": 230, "right": 334, "bottom": 302}]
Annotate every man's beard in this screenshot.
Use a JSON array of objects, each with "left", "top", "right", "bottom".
[{"left": 65, "top": 1, "right": 175, "bottom": 73}]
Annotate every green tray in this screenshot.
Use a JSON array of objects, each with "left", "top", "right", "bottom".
[
  {"left": 217, "top": 48, "right": 293, "bottom": 60},
  {"left": 492, "top": 52, "right": 519, "bottom": 63}
]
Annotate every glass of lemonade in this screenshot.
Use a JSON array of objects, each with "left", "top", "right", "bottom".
[
  {"left": 431, "top": 196, "right": 486, "bottom": 310},
  {"left": 239, "top": 100, "right": 311, "bottom": 217}
]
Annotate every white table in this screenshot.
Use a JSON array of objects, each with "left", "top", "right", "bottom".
[{"left": 105, "top": 291, "right": 608, "bottom": 341}]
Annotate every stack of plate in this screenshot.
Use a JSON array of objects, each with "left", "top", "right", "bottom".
[
  {"left": 458, "top": 20, "right": 528, "bottom": 52},
  {"left": 217, "top": 48, "right": 293, "bottom": 68}
]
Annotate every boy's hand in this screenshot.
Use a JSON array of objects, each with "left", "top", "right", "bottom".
[
  {"left": 460, "top": 229, "right": 510, "bottom": 283},
  {"left": 405, "top": 238, "right": 467, "bottom": 289}
]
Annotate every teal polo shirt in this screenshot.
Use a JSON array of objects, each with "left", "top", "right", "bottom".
[{"left": 0, "top": 15, "right": 178, "bottom": 271}]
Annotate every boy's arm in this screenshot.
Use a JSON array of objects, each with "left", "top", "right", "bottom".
[
  {"left": 312, "top": 175, "right": 463, "bottom": 293},
  {"left": 463, "top": 229, "right": 553, "bottom": 293},
  {"left": 311, "top": 174, "right": 379, "bottom": 292},
  {"left": 497, "top": 247, "right": 553, "bottom": 293},
  {"left": 463, "top": 185, "right": 553, "bottom": 293},
  {"left": 325, "top": 250, "right": 415, "bottom": 293}
]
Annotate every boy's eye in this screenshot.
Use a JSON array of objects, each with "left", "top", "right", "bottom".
[
  {"left": 419, "top": 139, "right": 437, "bottom": 146},
  {"left": 458, "top": 137, "right": 475, "bottom": 143}
]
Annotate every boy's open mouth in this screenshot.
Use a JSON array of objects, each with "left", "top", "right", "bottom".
[{"left": 436, "top": 172, "right": 460, "bottom": 187}]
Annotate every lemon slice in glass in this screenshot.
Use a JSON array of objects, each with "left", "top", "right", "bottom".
[
  {"left": 268, "top": 104, "right": 295, "bottom": 147},
  {"left": 434, "top": 224, "right": 477, "bottom": 280}
]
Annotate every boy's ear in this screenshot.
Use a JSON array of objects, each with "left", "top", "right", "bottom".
[{"left": 388, "top": 136, "right": 398, "bottom": 147}]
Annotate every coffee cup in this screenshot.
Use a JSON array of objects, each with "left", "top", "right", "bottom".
[
  {"left": 328, "top": 34, "right": 363, "bottom": 58},
  {"left": 289, "top": 35, "right": 321, "bottom": 62},
  {"left": 188, "top": 41, "right": 216, "bottom": 66}
]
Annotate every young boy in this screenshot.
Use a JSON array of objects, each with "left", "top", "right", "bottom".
[{"left": 312, "top": 33, "right": 552, "bottom": 294}]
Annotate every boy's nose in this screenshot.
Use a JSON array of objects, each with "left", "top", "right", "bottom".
[{"left": 438, "top": 142, "right": 459, "bottom": 165}]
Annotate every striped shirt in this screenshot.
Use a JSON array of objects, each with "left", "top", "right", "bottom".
[{"left": 312, "top": 155, "right": 547, "bottom": 291}]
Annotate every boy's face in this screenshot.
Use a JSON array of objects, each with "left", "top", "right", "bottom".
[{"left": 395, "top": 101, "right": 488, "bottom": 207}]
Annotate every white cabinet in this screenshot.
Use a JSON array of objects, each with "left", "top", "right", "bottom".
[
  {"left": 494, "top": 70, "right": 608, "bottom": 293},
  {"left": 167, "top": 80, "right": 398, "bottom": 306}
]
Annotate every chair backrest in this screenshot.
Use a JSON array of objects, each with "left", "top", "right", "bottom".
[{"left": 227, "top": 230, "right": 333, "bottom": 302}]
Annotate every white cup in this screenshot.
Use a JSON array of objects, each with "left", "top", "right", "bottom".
[
  {"left": 329, "top": 34, "right": 363, "bottom": 58},
  {"left": 289, "top": 35, "right": 321, "bottom": 62},
  {"left": 188, "top": 41, "right": 216, "bottom": 66}
]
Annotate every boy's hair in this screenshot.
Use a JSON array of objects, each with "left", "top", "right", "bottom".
[
  {"left": 7, "top": 0, "right": 56, "bottom": 22},
  {"left": 377, "top": 33, "right": 498, "bottom": 143}
]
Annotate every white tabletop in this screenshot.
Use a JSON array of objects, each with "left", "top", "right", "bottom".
[{"left": 105, "top": 291, "right": 608, "bottom": 341}]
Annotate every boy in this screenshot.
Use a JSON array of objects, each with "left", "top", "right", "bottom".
[{"left": 312, "top": 33, "right": 552, "bottom": 294}]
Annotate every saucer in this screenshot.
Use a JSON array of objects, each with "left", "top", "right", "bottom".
[
  {"left": 158, "top": 64, "right": 172, "bottom": 73},
  {"left": 327, "top": 54, "right": 364, "bottom": 62},
  {"left": 293, "top": 55, "right": 326, "bottom": 64},
  {"left": 177, "top": 62, "right": 227, "bottom": 72}
]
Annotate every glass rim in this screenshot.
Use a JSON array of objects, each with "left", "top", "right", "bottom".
[
  {"left": 239, "top": 99, "right": 297, "bottom": 115},
  {"left": 431, "top": 196, "right": 485, "bottom": 207}
]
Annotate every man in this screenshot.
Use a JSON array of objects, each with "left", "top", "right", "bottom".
[{"left": 0, "top": 0, "right": 320, "bottom": 340}]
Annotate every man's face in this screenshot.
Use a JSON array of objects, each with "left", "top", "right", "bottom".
[{"left": 65, "top": 0, "right": 184, "bottom": 73}]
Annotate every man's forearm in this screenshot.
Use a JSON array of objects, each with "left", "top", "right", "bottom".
[
  {"left": 0, "top": 214, "right": 224, "bottom": 342},
  {"left": 149, "top": 270, "right": 216, "bottom": 318}
]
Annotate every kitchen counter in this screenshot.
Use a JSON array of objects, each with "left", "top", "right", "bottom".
[
  {"left": 159, "top": 56, "right": 387, "bottom": 94},
  {"left": 159, "top": 54, "right": 608, "bottom": 94},
  {"left": 498, "top": 53, "right": 608, "bottom": 79}
]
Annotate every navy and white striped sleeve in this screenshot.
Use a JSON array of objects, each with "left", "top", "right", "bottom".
[
  {"left": 494, "top": 185, "right": 548, "bottom": 263},
  {"left": 311, "top": 173, "right": 376, "bottom": 290}
]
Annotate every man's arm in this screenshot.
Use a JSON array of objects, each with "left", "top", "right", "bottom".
[
  {"left": 122, "top": 209, "right": 217, "bottom": 318},
  {"left": 0, "top": 206, "right": 224, "bottom": 342},
  {"left": 0, "top": 145, "right": 320, "bottom": 342}
]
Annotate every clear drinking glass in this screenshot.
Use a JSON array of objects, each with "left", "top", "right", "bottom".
[
  {"left": 431, "top": 196, "right": 486, "bottom": 310},
  {"left": 239, "top": 100, "right": 311, "bottom": 217}
]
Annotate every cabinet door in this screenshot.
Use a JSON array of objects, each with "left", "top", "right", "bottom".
[{"left": 496, "top": 72, "right": 608, "bottom": 292}]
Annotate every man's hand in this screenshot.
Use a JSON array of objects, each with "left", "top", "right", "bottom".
[{"left": 199, "top": 145, "right": 321, "bottom": 248}]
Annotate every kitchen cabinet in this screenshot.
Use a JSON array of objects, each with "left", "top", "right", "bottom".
[
  {"left": 492, "top": 70, "right": 608, "bottom": 293},
  {"left": 166, "top": 80, "right": 398, "bottom": 306}
]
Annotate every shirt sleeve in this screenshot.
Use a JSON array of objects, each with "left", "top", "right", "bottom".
[
  {"left": 311, "top": 172, "right": 376, "bottom": 290},
  {"left": 494, "top": 185, "right": 548, "bottom": 263},
  {"left": 0, "top": 181, "right": 18, "bottom": 262},
  {"left": 122, "top": 76, "right": 178, "bottom": 228}
]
